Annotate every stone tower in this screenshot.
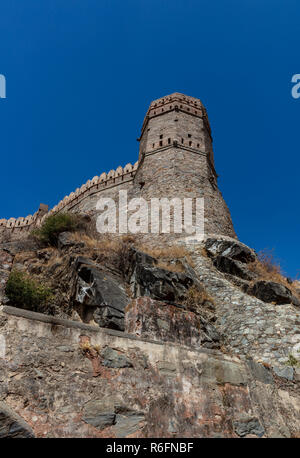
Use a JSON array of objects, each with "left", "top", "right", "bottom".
[{"left": 133, "top": 92, "right": 236, "bottom": 239}]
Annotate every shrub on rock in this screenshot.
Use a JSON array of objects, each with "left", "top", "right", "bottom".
[
  {"left": 32, "top": 213, "right": 85, "bottom": 246},
  {"left": 5, "top": 270, "right": 53, "bottom": 313}
]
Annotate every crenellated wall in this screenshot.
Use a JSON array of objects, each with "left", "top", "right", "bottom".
[{"left": 0, "top": 161, "right": 139, "bottom": 238}]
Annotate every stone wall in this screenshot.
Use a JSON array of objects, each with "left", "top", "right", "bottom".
[
  {"left": 188, "top": 241, "right": 300, "bottom": 367},
  {"left": 0, "top": 305, "right": 300, "bottom": 438}
]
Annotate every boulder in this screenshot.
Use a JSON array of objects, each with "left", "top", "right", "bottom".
[
  {"left": 213, "top": 255, "right": 255, "bottom": 281},
  {"left": 205, "top": 238, "right": 256, "bottom": 263},
  {"left": 127, "top": 248, "right": 194, "bottom": 303},
  {"left": 73, "top": 257, "right": 129, "bottom": 330},
  {"left": 250, "top": 280, "right": 297, "bottom": 305}
]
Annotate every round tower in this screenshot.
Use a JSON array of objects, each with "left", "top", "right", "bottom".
[{"left": 133, "top": 92, "right": 236, "bottom": 240}]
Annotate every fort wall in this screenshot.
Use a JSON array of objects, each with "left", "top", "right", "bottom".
[{"left": 0, "top": 92, "right": 236, "bottom": 242}]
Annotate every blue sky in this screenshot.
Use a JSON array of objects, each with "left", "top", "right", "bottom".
[{"left": 0, "top": 1, "right": 299, "bottom": 277}]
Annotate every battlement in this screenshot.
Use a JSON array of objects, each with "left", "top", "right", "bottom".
[
  {"left": 0, "top": 161, "right": 138, "bottom": 231},
  {"left": 140, "top": 92, "right": 212, "bottom": 141}
]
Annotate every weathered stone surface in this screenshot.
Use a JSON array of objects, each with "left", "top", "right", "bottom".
[
  {"left": 114, "top": 412, "right": 145, "bottom": 438},
  {"left": 233, "top": 417, "right": 265, "bottom": 437},
  {"left": 101, "top": 347, "right": 133, "bottom": 368},
  {"left": 73, "top": 257, "right": 128, "bottom": 330},
  {"left": 1, "top": 306, "right": 300, "bottom": 438},
  {"left": 213, "top": 255, "right": 255, "bottom": 281},
  {"left": 250, "top": 281, "right": 295, "bottom": 305},
  {"left": 246, "top": 359, "right": 274, "bottom": 385},
  {"left": 190, "top": 245, "right": 300, "bottom": 366},
  {"left": 127, "top": 249, "right": 194, "bottom": 303},
  {"left": 125, "top": 296, "right": 220, "bottom": 349},
  {"left": 82, "top": 399, "right": 116, "bottom": 429},
  {"left": 273, "top": 366, "right": 294, "bottom": 381},
  {"left": 205, "top": 238, "right": 256, "bottom": 263},
  {"left": 0, "top": 402, "right": 34, "bottom": 438}
]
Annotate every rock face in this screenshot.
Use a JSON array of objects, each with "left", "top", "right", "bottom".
[
  {"left": 251, "top": 281, "right": 300, "bottom": 306},
  {"left": 73, "top": 257, "right": 129, "bottom": 331},
  {"left": 125, "top": 297, "right": 220, "bottom": 349},
  {"left": 213, "top": 255, "right": 255, "bottom": 281},
  {"left": 0, "top": 402, "right": 34, "bottom": 438},
  {"left": 205, "top": 238, "right": 256, "bottom": 263},
  {"left": 127, "top": 249, "right": 194, "bottom": 303}
]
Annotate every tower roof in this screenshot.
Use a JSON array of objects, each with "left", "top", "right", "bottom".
[
  {"left": 149, "top": 92, "right": 204, "bottom": 108},
  {"left": 140, "top": 92, "right": 210, "bottom": 138}
]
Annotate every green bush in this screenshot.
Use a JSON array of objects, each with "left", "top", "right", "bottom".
[
  {"left": 32, "top": 212, "right": 84, "bottom": 246},
  {"left": 285, "top": 354, "right": 300, "bottom": 368},
  {"left": 5, "top": 270, "right": 53, "bottom": 312}
]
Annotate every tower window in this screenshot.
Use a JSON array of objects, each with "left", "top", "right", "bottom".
[
  {"left": 170, "top": 105, "right": 172, "bottom": 109},
  {"left": 181, "top": 138, "right": 184, "bottom": 144},
  {"left": 159, "top": 140, "right": 163, "bottom": 146},
  {"left": 168, "top": 138, "right": 171, "bottom": 144},
  {"left": 197, "top": 143, "right": 200, "bottom": 147},
  {"left": 152, "top": 143, "right": 155, "bottom": 148},
  {"left": 189, "top": 141, "right": 192, "bottom": 146},
  {"left": 160, "top": 134, "right": 163, "bottom": 139},
  {"left": 188, "top": 134, "right": 192, "bottom": 138}
]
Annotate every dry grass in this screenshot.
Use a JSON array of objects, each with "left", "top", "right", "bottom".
[
  {"left": 138, "top": 244, "right": 195, "bottom": 268},
  {"left": 72, "top": 233, "right": 197, "bottom": 272},
  {"left": 183, "top": 285, "right": 215, "bottom": 312},
  {"left": 79, "top": 340, "right": 101, "bottom": 355},
  {"left": 248, "top": 249, "right": 300, "bottom": 299},
  {"left": 155, "top": 260, "right": 185, "bottom": 273},
  {"left": 46, "top": 252, "right": 64, "bottom": 268}
]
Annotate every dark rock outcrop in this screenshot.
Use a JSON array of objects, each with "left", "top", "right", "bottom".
[
  {"left": 205, "top": 238, "right": 256, "bottom": 263},
  {"left": 213, "top": 255, "right": 255, "bottom": 281},
  {"left": 127, "top": 248, "right": 194, "bottom": 303},
  {"left": 73, "top": 257, "right": 129, "bottom": 330},
  {"left": 250, "top": 280, "right": 300, "bottom": 306}
]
